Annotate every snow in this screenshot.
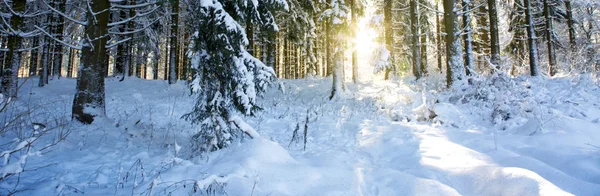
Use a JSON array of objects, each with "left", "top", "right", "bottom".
[{"left": 2, "top": 75, "right": 600, "bottom": 195}]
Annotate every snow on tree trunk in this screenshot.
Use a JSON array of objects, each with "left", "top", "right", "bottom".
[
  {"left": 443, "top": 0, "right": 465, "bottom": 87},
  {"left": 72, "top": 0, "right": 110, "bottom": 124},
  {"left": 3, "top": 0, "right": 25, "bottom": 98}
]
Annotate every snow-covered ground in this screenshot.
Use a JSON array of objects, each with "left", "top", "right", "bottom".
[{"left": 2, "top": 75, "right": 600, "bottom": 195}]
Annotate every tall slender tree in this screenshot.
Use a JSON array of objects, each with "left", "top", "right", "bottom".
[{"left": 443, "top": 0, "right": 465, "bottom": 87}]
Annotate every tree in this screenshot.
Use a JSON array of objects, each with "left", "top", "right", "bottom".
[
  {"left": 543, "top": 0, "right": 557, "bottom": 76},
  {"left": 169, "top": 0, "right": 179, "bottom": 84},
  {"left": 383, "top": 0, "right": 393, "bottom": 80},
  {"left": 443, "top": 0, "right": 465, "bottom": 87},
  {"left": 524, "top": 0, "right": 540, "bottom": 76},
  {"left": 72, "top": 0, "right": 111, "bottom": 123},
  {"left": 351, "top": 0, "right": 358, "bottom": 83},
  {"left": 323, "top": 0, "right": 349, "bottom": 99},
  {"left": 2, "top": 0, "right": 26, "bottom": 98},
  {"left": 185, "top": 0, "right": 285, "bottom": 152},
  {"left": 565, "top": 0, "right": 576, "bottom": 52},
  {"left": 488, "top": 0, "right": 501, "bottom": 70},
  {"left": 463, "top": 0, "right": 474, "bottom": 76},
  {"left": 410, "top": 0, "right": 421, "bottom": 79}
]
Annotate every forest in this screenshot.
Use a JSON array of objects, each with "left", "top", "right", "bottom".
[{"left": 0, "top": 0, "right": 600, "bottom": 195}]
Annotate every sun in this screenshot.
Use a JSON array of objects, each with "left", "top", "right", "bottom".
[{"left": 347, "top": 7, "right": 380, "bottom": 81}]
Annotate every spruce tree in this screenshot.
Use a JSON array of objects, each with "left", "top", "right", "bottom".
[{"left": 185, "top": 0, "right": 286, "bottom": 152}]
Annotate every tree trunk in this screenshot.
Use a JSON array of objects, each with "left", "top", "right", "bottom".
[
  {"left": 124, "top": 0, "right": 136, "bottom": 79},
  {"left": 525, "top": 0, "right": 540, "bottom": 76},
  {"left": 115, "top": 0, "right": 128, "bottom": 77},
  {"left": 72, "top": 0, "right": 110, "bottom": 124},
  {"left": 543, "top": 0, "right": 557, "bottom": 76},
  {"left": 39, "top": 37, "right": 50, "bottom": 87},
  {"left": 478, "top": 4, "right": 490, "bottom": 70},
  {"left": 29, "top": 37, "right": 39, "bottom": 76},
  {"left": 325, "top": 18, "right": 332, "bottom": 77},
  {"left": 163, "top": 39, "right": 169, "bottom": 80},
  {"left": 351, "top": 0, "right": 358, "bottom": 83},
  {"left": 565, "top": 0, "right": 576, "bottom": 52},
  {"left": 411, "top": 0, "right": 421, "bottom": 79},
  {"left": 384, "top": 0, "right": 393, "bottom": 80},
  {"left": 463, "top": 0, "right": 474, "bottom": 75},
  {"left": 444, "top": 0, "right": 465, "bottom": 87},
  {"left": 51, "top": 0, "right": 66, "bottom": 79},
  {"left": 488, "top": 0, "right": 501, "bottom": 71},
  {"left": 168, "top": 0, "right": 179, "bottom": 84},
  {"left": 330, "top": 30, "right": 345, "bottom": 99},
  {"left": 3, "top": 0, "right": 26, "bottom": 98},
  {"left": 67, "top": 48, "right": 74, "bottom": 78},
  {"left": 436, "top": 8, "right": 443, "bottom": 73}
]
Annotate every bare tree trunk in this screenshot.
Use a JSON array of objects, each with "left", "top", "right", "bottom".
[
  {"left": 67, "top": 48, "right": 74, "bottom": 78},
  {"left": 565, "top": 0, "right": 576, "bottom": 52},
  {"left": 351, "top": 0, "right": 358, "bottom": 83},
  {"left": 488, "top": 0, "right": 501, "bottom": 70},
  {"left": 411, "top": 0, "right": 421, "bottom": 79},
  {"left": 39, "top": 38, "right": 50, "bottom": 87},
  {"left": 543, "top": 0, "right": 557, "bottom": 76},
  {"left": 72, "top": 0, "right": 110, "bottom": 124},
  {"left": 115, "top": 0, "right": 128, "bottom": 77},
  {"left": 51, "top": 0, "right": 66, "bottom": 79},
  {"left": 463, "top": 0, "right": 474, "bottom": 75},
  {"left": 384, "top": 0, "right": 393, "bottom": 80},
  {"left": 325, "top": 17, "right": 332, "bottom": 77},
  {"left": 29, "top": 37, "right": 39, "bottom": 76},
  {"left": 525, "top": 0, "right": 540, "bottom": 76},
  {"left": 478, "top": 4, "right": 490, "bottom": 71},
  {"left": 168, "top": 0, "right": 179, "bottom": 84},
  {"left": 436, "top": 9, "right": 443, "bottom": 73}
]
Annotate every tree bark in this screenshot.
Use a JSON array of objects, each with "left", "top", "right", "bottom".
[
  {"left": 565, "top": 0, "right": 576, "bottom": 52},
  {"left": 351, "top": 0, "right": 358, "bottom": 83},
  {"left": 543, "top": 0, "right": 557, "bottom": 76},
  {"left": 3, "top": 0, "right": 26, "bottom": 98},
  {"left": 436, "top": 7, "right": 443, "bottom": 73},
  {"left": 51, "top": 0, "right": 66, "bottom": 79},
  {"left": 115, "top": 0, "right": 128, "bottom": 77},
  {"left": 384, "top": 0, "right": 393, "bottom": 80},
  {"left": 29, "top": 37, "right": 39, "bottom": 76},
  {"left": 411, "top": 0, "right": 421, "bottom": 79},
  {"left": 168, "top": 0, "right": 179, "bottom": 84},
  {"left": 444, "top": 0, "right": 465, "bottom": 87},
  {"left": 72, "top": 0, "right": 110, "bottom": 124},
  {"left": 67, "top": 48, "right": 74, "bottom": 78},
  {"left": 463, "top": 0, "right": 474, "bottom": 75},
  {"left": 488, "top": 0, "right": 501, "bottom": 70},
  {"left": 525, "top": 0, "right": 540, "bottom": 76}
]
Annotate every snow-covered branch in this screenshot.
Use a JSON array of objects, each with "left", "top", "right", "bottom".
[
  {"left": 34, "top": 25, "right": 82, "bottom": 50},
  {"left": 41, "top": 0, "right": 87, "bottom": 26}
]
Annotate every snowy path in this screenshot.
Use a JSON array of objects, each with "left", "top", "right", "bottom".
[{"left": 252, "top": 79, "right": 600, "bottom": 195}]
